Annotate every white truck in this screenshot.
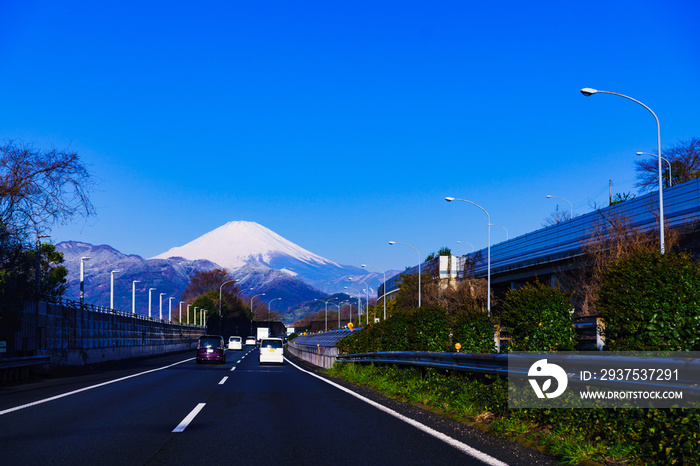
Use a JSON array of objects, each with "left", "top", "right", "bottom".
[{"left": 256, "top": 327, "right": 269, "bottom": 343}]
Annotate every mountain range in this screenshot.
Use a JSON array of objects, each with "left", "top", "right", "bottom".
[{"left": 56, "top": 221, "right": 398, "bottom": 324}]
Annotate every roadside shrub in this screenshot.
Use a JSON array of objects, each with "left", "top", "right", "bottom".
[
  {"left": 407, "top": 306, "right": 451, "bottom": 352},
  {"left": 499, "top": 281, "right": 576, "bottom": 351},
  {"left": 337, "top": 307, "right": 452, "bottom": 353},
  {"left": 451, "top": 309, "right": 497, "bottom": 353},
  {"left": 597, "top": 249, "right": 700, "bottom": 350}
]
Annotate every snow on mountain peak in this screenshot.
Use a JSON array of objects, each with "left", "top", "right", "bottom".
[{"left": 151, "top": 221, "right": 339, "bottom": 270}]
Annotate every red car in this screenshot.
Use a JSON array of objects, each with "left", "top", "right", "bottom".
[{"left": 196, "top": 335, "right": 226, "bottom": 364}]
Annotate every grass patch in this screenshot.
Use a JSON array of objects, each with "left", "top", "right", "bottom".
[{"left": 327, "top": 362, "right": 698, "bottom": 465}]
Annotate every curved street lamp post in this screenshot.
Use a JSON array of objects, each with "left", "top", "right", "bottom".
[
  {"left": 581, "top": 87, "right": 664, "bottom": 254},
  {"left": 362, "top": 264, "right": 386, "bottom": 321},
  {"left": 445, "top": 197, "right": 491, "bottom": 316},
  {"left": 389, "top": 241, "right": 421, "bottom": 308}
]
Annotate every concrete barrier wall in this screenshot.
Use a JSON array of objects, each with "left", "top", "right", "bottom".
[
  {"left": 49, "top": 341, "right": 199, "bottom": 367},
  {"left": 6, "top": 300, "right": 206, "bottom": 367},
  {"left": 287, "top": 341, "right": 338, "bottom": 369}
]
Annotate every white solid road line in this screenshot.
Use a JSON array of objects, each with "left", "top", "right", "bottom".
[
  {"left": 172, "top": 403, "right": 206, "bottom": 433},
  {"left": 285, "top": 357, "right": 509, "bottom": 466},
  {"left": 0, "top": 358, "right": 195, "bottom": 417}
]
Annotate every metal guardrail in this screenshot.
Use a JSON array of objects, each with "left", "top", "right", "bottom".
[
  {"left": 337, "top": 351, "right": 700, "bottom": 396},
  {"left": 0, "top": 355, "right": 51, "bottom": 383}
]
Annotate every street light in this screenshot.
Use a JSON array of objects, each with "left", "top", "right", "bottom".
[
  {"left": 389, "top": 241, "right": 421, "bottom": 308},
  {"left": 344, "top": 286, "right": 363, "bottom": 324},
  {"left": 581, "top": 87, "right": 664, "bottom": 254},
  {"left": 187, "top": 304, "right": 191, "bottom": 324},
  {"left": 79, "top": 257, "right": 91, "bottom": 306},
  {"left": 362, "top": 264, "right": 386, "bottom": 321},
  {"left": 456, "top": 241, "right": 475, "bottom": 252},
  {"left": 637, "top": 152, "right": 673, "bottom": 187},
  {"left": 148, "top": 288, "right": 156, "bottom": 318},
  {"left": 159, "top": 292, "right": 166, "bottom": 320},
  {"left": 492, "top": 223, "right": 509, "bottom": 240},
  {"left": 446, "top": 197, "right": 491, "bottom": 316},
  {"left": 179, "top": 301, "right": 184, "bottom": 322},
  {"left": 315, "top": 298, "right": 336, "bottom": 332},
  {"left": 546, "top": 195, "right": 573, "bottom": 221},
  {"left": 250, "top": 293, "right": 265, "bottom": 319},
  {"left": 132, "top": 280, "right": 140, "bottom": 314},
  {"left": 329, "top": 303, "right": 341, "bottom": 329},
  {"left": 168, "top": 297, "right": 175, "bottom": 322},
  {"left": 110, "top": 270, "right": 121, "bottom": 310},
  {"left": 268, "top": 297, "right": 282, "bottom": 325}
]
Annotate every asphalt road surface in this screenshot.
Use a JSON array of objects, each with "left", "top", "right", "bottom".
[{"left": 0, "top": 348, "right": 557, "bottom": 465}]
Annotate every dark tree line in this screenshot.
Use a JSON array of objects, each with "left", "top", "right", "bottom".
[{"left": 1, "top": 140, "right": 92, "bottom": 333}]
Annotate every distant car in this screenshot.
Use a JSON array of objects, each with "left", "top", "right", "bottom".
[
  {"left": 258, "top": 337, "right": 284, "bottom": 365},
  {"left": 228, "top": 336, "right": 242, "bottom": 350},
  {"left": 245, "top": 336, "right": 257, "bottom": 346},
  {"left": 196, "top": 335, "right": 226, "bottom": 364}
]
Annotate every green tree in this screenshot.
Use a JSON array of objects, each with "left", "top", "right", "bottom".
[
  {"left": 597, "top": 250, "right": 700, "bottom": 350},
  {"left": 499, "top": 282, "right": 576, "bottom": 351}
]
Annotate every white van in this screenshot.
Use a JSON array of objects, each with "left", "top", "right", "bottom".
[
  {"left": 228, "top": 336, "right": 242, "bottom": 350},
  {"left": 258, "top": 338, "right": 284, "bottom": 364}
]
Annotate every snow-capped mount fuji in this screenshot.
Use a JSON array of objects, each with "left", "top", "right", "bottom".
[
  {"left": 152, "top": 221, "right": 340, "bottom": 272},
  {"left": 151, "top": 221, "right": 393, "bottom": 296}
]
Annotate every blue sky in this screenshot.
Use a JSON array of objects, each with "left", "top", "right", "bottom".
[{"left": 2, "top": 1, "right": 699, "bottom": 272}]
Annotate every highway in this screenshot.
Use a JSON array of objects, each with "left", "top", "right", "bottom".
[{"left": 0, "top": 349, "right": 556, "bottom": 465}]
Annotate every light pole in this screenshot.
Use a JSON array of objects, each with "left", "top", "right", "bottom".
[
  {"left": 187, "top": 304, "right": 191, "bottom": 324},
  {"left": 250, "top": 293, "right": 265, "bottom": 320},
  {"left": 457, "top": 241, "right": 475, "bottom": 252},
  {"left": 179, "top": 301, "right": 184, "bottom": 322},
  {"left": 344, "top": 286, "right": 362, "bottom": 325},
  {"left": 194, "top": 307, "right": 199, "bottom": 327},
  {"left": 389, "top": 241, "right": 421, "bottom": 308},
  {"left": 148, "top": 288, "right": 156, "bottom": 318},
  {"left": 110, "top": 270, "right": 120, "bottom": 310},
  {"left": 637, "top": 152, "right": 672, "bottom": 187},
  {"left": 219, "top": 279, "right": 236, "bottom": 335},
  {"left": 359, "top": 284, "right": 371, "bottom": 325},
  {"left": 581, "top": 87, "right": 664, "bottom": 254},
  {"left": 546, "top": 195, "right": 573, "bottom": 221},
  {"left": 168, "top": 297, "right": 174, "bottom": 322},
  {"left": 446, "top": 197, "right": 491, "bottom": 316},
  {"left": 492, "top": 223, "right": 508, "bottom": 240},
  {"left": 329, "top": 303, "right": 341, "bottom": 329},
  {"left": 268, "top": 297, "right": 282, "bottom": 326},
  {"left": 79, "top": 256, "right": 91, "bottom": 306},
  {"left": 132, "top": 280, "right": 140, "bottom": 314},
  {"left": 315, "top": 298, "right": 336, "bottom": 332},
  {"left": 159, "top": 292, "right": 166, "bottom": 320},
  {"left": 362, "top": 264, "right": 386, "bottom": 321}
]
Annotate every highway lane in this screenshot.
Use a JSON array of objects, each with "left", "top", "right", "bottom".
[{"left": 0, "top": 348, "right": 555, "bottom": 465}]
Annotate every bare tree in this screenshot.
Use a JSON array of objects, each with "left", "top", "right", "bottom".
[
  {"left": 635, "top": 137, "right": 700, "bottom": 191},
  {"left": 0, "top": 140, "right": 94, "bottom": 238}
]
